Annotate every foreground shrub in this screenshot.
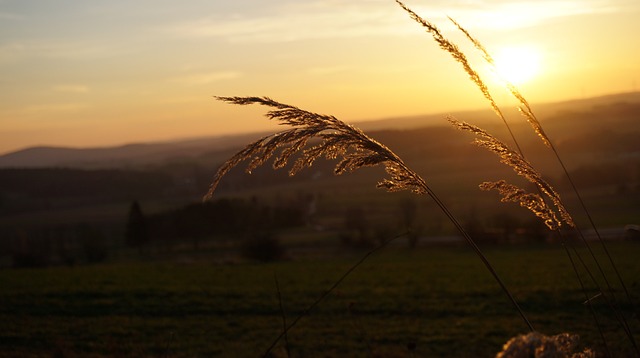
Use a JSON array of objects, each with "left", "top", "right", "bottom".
[{"left": 497, "top": 332, "right": 594, "bottom": 358}]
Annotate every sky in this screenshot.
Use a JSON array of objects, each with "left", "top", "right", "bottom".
[{"left": 1, "top": 0, "right": 639, "bottom": 154}]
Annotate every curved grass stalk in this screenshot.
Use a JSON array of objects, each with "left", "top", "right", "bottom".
[
  {"left": 394, "top": 0, "right": 525, "bottom": 156},
  {"left": 205, "top": 97, "right": 534, "bottom": 354},
  {"left": 446, "top": 11, "right": 637, "bottom": 347},
  {"left": 205, "top": 96, "right": 427, "bottom": 200},
  {"left": 449, "top": 11, "right": 633, "bottom": 308},
  {"left": 447, "top": 17, "right": 551, "bottom": 147},
  {"left": 398, "top": 2, "right": 636, "bottom": 352},
  {"left": 263, "top": 231, "right": 406, "bottom": 357},
  {"left": 203, "top": 2, "right": 634, "bottom": 354},
  {"left": 447, "top": 117, "right": 574, "bottom": 230},
  {"left": 446, "top": 115, "right": 633, "bottom": 351}
]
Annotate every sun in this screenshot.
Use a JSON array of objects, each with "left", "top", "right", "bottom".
[{"left": 493, "top": 46, "right": 541, "bottom": 85}]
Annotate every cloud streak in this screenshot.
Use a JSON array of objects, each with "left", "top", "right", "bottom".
[
  {"left": 52, "top": 84, "right": 90, "bottom": 93},
  {"left": 171, "top": 71, "right": 242, "bottom": 86},
  {"left": 0, "top": 11, "right": 22, "bottom": 20},
  {"left": 4, "top": 103, "right": 90, "bottom": 116},
  {"left": 166, "top": 0, "right": 620, "bottom": 43},
  {"left": 439, "top": 0, "right": 620, "bottom": 30},
  {"left": 166, "top": 2, "right": 411, "bottom": 43},
  {"left": 0, "top": 39, "right": 124, "bottom": 63}
]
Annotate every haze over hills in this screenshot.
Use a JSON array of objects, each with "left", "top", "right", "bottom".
[
  {"left": 1, "top": 91, "right": 639, "bottom": 169},
  {"left": 0, "top": 133, "right": 266, "bottom": 169},
  {"left": 0, "top": 91, "right": 638, "bottom": 249}
]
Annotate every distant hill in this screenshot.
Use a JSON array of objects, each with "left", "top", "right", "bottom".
[
  {"left": 356, "top": 91, "right": 640, "bottom": 131},
  {"left": 1, "top": 91, "right": 639, "bottom": 169},
  {"left": 0, "top": 133, "right": 268, "bottom": 169},
  {"left": 0, "top": 92, "right": 638, "bottom": 231}
]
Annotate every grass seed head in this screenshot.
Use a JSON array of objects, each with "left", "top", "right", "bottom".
[{"left": 204, "top": 96, "right": 428, "bottom": 200}]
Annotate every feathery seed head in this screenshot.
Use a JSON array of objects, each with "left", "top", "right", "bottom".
[
  {"left": 204, "top": 96, "right": 428, "bottom": 200},
  {"left": 448, "top": 116, "right": 574, "bottom": 229}
]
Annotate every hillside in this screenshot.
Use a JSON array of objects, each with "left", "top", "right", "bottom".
[
  {"left": 1, "top": 92, "right": 639, "bottom": 169},
  {"left": 0, "top": 93, "right": 639, "bottom": 270},
  {"left": 0, "top": 102, "right": 637, "bottom": 210}
]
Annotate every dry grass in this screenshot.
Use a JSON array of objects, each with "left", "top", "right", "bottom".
[
  {"left": 204, "top": 96, "right": 428, "bottom": 201},
  {"left": 446, "top": 116, "right": 574, "bottom": 230},
  {"left": 205, "top": 1, "right": 638, "bottom": 357}
]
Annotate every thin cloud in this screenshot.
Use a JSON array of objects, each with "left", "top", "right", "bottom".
[
  {"left": 0, "top": 42, "right": 25, "bottom": 63},
  {"left": 0, "top": 40, "right": 120, "bottom": 62},
  {"left": 17, "top": 103, "right": 90, "bottom": 115},
  {"left": 171, "top": 71, "right": 242, "bottom": 86},
  {"left": 440, "top": 1, "right": 621, "bottom": 30},
  {"left": 307, "top": 65, "right": 352, "bottom": 76},
  {"left": 166, "top": 2, "right": 410, "bottom": 43},
  {"left": 52, "top": 84, "right": 90, "bottom": 93},
  {"left": 167, "top": 0, "right": 621, "bottom": 43},
  {"left": 0, "top": 12, "right": 22, "bottom": 20}
]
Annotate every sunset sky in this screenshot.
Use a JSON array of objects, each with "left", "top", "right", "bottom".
[{"left": 1, "top": 0, "right": 639, "bottom": 154}]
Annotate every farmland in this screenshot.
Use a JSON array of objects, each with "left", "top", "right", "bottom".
[{"left": 1, "top": 242, "right": 639, "bottom": 357}]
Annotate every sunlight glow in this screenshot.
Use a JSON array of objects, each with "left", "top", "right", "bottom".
[{"left": 493, "top": 46, "right": 541, "bottom": 85}]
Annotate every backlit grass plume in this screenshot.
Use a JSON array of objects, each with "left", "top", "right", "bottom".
[
  {"left": 204, "top": 2, "right": 634, "bottom": 355},
  {"left": 447, "top": 17, "right": 551, "bottom": 147},
  {"left": 397, "top": 0, "right": 566, "bottom": 231},
  {"left": 447, "top": 116, "right": 574, "bottom": 230},
  {"left": 204, "top": 96, "right": 428, "bottom": 200},
  {"left": 497, "top": 332, "right": 595, "bottom": 358},
  {"left": 394, "top": 0, "right": 527, "bottom": 153},
  {"left": 403, "top": 3, "right": 634, "bottom": 344},
  {"left": 479, "top": 180, "right": 562, "bottom": 231},
  {"left": 206, "top": 96, "right": 535, "bottom": 337}
]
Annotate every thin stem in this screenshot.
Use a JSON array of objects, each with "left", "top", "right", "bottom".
[
  {"left": 550, "top": 144, "right": 632, "bottom": 302},
  {"left": 424, "top": 184, "right": 535, "bottom": 332},
  {"left": 445, "top": 8, "right": 636, "bottom": 347},
  {"left": 262, "top": 231, "right": 407, "bottom": 357},
  {"left": 395, "top": 158, "right": 534, "bottom": 331},
  {"left": 562, "top": 241, "right": 611, "bottom": 357},
  {"left": 211, "top": 96, "right": 533, "bottom": 353},
  {"left": 396, "top": 0, "right": 525, "bottom": 156},
  {"left": 567, "top": 234, "right": 639, "bottom": 355},
  {"left": 274, "top": 273, "right": 291, "bottom": 358}
]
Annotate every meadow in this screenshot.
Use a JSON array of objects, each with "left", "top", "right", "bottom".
[
  {"left": 1, "top": 241, "right": 639, "bottom": 357},
  {"left": 191, "top": 2, "right": 640, "bottom": 356},
  {"left": 1, "top": 2, "right": 639, "bottom": 357}
]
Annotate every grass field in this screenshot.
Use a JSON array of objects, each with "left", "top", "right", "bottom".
[{"left": 1, "top": 241, "right": 639, "bottom": 357}]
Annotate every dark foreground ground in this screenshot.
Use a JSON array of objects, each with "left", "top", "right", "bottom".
[{"left": 1, "top": 241, "right": 639, "bottom": 357}]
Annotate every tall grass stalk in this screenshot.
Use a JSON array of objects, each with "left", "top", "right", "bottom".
[
  {"left": 204, "top": 1, "right": 637, "bottom": 355},
  {"left": 449, "top": 2, "right": 633, "bottom": 311},
  {"left": 397, "top": 1, "right": 637, "bottom": 352},
  {"left": 206, "top": 97, "right": 534, "bottom": 348},
  {"left": 393, "top": 0, "right": 526, "bottom": 156},
  {"left": 273, "top": 273, "right": 291, "bottom": 358},
  {"left": 262, "top": 231, "right": 405, "bottom": 356},
  {"left": 563, "top": 241, "right": 611, "bottom": 357}
]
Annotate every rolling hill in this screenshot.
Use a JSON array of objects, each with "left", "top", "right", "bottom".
[{"left": 1, "top": 91, "right": 639, "bottom": 169}]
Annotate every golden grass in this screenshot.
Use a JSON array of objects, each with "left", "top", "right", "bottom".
[
  {"left": 205, "top": 2, "right": 638, "bottom": 356},
  {"left": 205, "top": 96, "right": 428, "bottom": 201}
]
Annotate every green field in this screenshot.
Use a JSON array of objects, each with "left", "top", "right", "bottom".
[{"left": 1, "top": 242, "right": 639, "bottom": 357}]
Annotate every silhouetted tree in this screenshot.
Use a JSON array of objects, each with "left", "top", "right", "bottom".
[{"left": 126, "top": 201, "right": 149, "bottom": 254}]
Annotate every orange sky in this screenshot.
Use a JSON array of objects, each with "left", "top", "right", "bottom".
[{"left": 1, "top": 0, "right": 639, "bottom": 155}]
